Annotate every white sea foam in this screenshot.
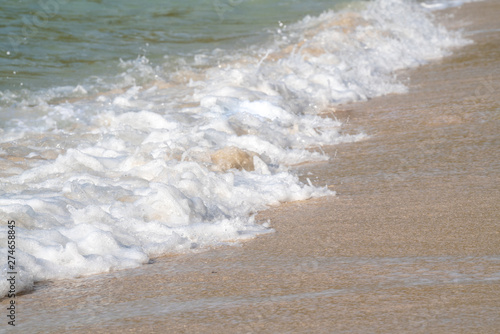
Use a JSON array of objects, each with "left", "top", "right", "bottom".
[
  {"left": 0, "top": 0, "right": 470, "bottom": 296},
  {"left": 420, "top": 0, "right": 483, "bottom": 11}
]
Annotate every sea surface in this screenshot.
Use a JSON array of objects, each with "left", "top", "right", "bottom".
[{"left": 0, "top": 0, "right": 476, "bottom": 295}]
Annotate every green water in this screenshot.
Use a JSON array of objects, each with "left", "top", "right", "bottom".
[{"left": 0, "top": 0, "right": 352, "bottom": 93}]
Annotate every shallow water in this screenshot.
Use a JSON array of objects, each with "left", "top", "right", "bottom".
[
  {"left": 1, "top": 0, "right": 353, "bottom": 93},
  {"left": 0, "top": 0, "right": 480, "bottom": 297},
  {"left": 0, "top": 0, "right": 498, "bottom": 332}
]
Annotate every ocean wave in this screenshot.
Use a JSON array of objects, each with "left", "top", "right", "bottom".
[{"left": 0, "top": 0, "right": 470, "bottom": 296}]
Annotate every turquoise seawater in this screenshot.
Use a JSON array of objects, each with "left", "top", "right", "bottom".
[{"left": 0, "top": 0, "right": 353, "bottom": 93}]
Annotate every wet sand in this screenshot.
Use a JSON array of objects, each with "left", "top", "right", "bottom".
[{"left": 6, "top": 1, "right": 500, "bottom": 333}]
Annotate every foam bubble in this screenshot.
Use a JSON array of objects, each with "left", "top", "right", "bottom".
[{"left": 420, "top": 0, "right": 483, "bottom": 11}]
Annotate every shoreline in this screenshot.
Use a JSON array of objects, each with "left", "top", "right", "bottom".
[{"left": 4, "top": 1, "right": 500, "bottom": 332}]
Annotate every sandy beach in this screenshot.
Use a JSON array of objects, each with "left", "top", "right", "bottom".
[{"left": 4, "top": 0, "right": 500, "bottom": 333}]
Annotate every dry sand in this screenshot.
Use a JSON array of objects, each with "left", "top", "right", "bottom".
[{"left": 5, "top": 1, "right": 500, "bottom": 333}]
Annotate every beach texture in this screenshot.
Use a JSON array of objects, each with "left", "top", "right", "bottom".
[{"left": 5, "top": 0, "right": 500, "bottom": 332}]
